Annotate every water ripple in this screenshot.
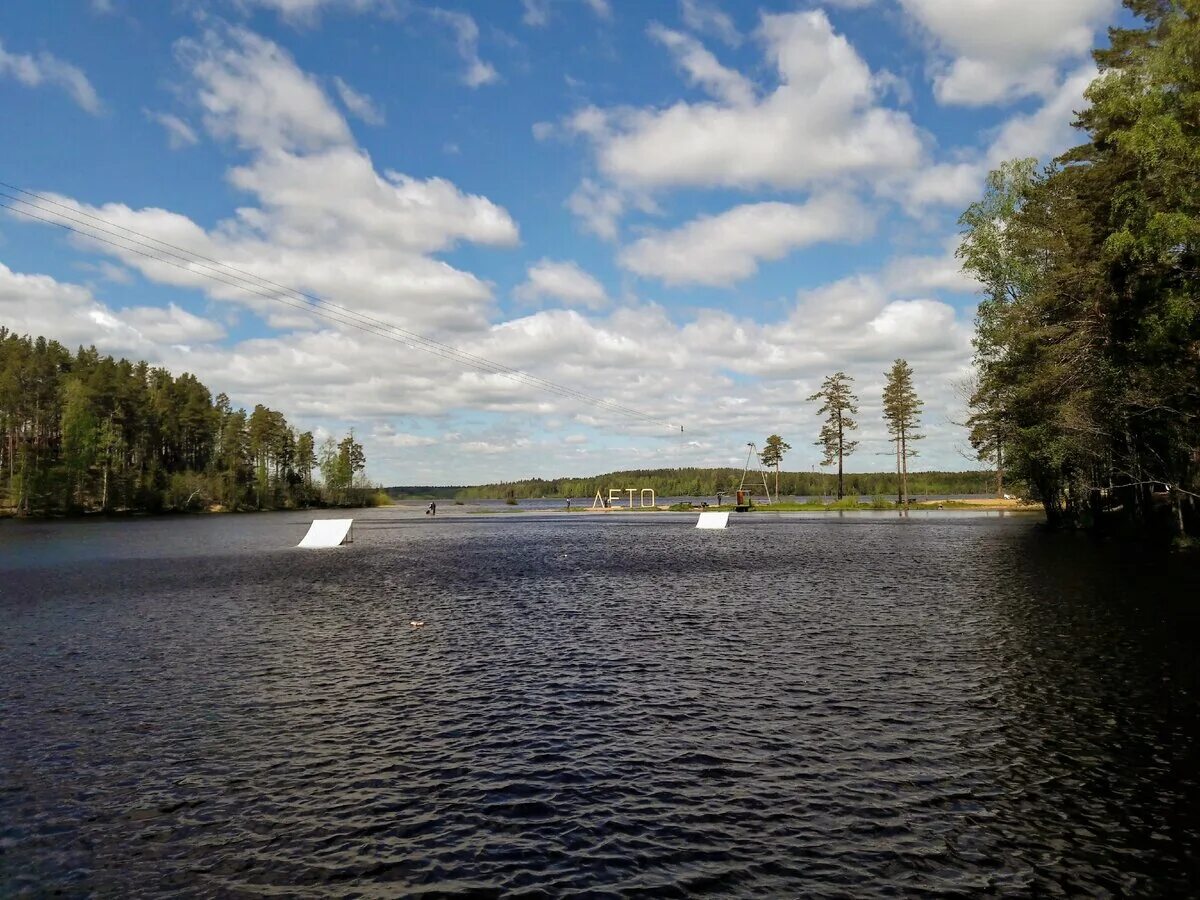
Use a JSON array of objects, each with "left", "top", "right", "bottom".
[{"left": 2, "top": 512, "right": 1199, "bottom": 896}]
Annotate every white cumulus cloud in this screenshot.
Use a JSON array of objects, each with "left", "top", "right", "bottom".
[
  {"left": 522, "top": 0, "right": 551, "bottom": 27},
  {"left": 679, "top": 0, "right": 741, "bottom": 46},
  {"left": 333, "top": 75, "right": 384, "bottom": 125},
  {"left": 514, "top": 259, "right": 609, "bottom": 309},
  {"left": 119, "top": 302, "right": 227, "bottom": 344},
  {"left": 521, "top": 0, "right": 613, "bottom": 27},
  {"left": 899, "top": 0, "right": 1114, "bottom": 106},
  {"left": 179, "top": 26, "right": 351, "bottom": 152},
  {"left": 431, "top": 9, "right": 498, "bottom": 88},
  {"left": 648, "top": 23, "right": 755, "bottom": 106},
  {"left": 582, "top": 0, "right": 611, "bottom": 20},
  {"left": 900, "top": 64, "right": 1096, "bottom": 213},
  {"left": 16, "top": 27, "right": 519, "bottom": 335},
  {"left": 0, "top": 12, "right": 1011, "bottom": 483},
  {"left": 0, "top": 38, "right": 101, "bottom": 114},
  {"left": 619, "top": 194, "right": 875, "bottom": 287},
  {"left": 145, "top": 110, "right": 199, "bottom": 149},
  {"left": 236, "top": 0, "right": 392, "bottom": 26},
  {"left": 571, "top": 10, "right": 922, "bottom": 192}
]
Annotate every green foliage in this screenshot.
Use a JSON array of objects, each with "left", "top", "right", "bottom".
[
  {"left": 759, "top": 433, "right": 791, "bottom": 499},
  {"left": 826, "top": 497, "right": 867, "bottom": 510},
  {"left": 440, "top": 468, "right": 997, "bottom": 500},
  {"left": 881, "top": 361, "right": 922, "bottom": 448},
  {"left": 0, "top": 327, "right": 374, "bottom": 516},
  {"left": 958, "top": 0, "right": 1200, "bottom": 534},
  {"left": 807, "top": 372, "right": 859, "bottom": 499},
  {"left": 882, "top": 359, "right": 923, "bottom": 505},
  {"left": 759, "top": 434, "right": 791, "bottom": 469},
  {"left": 318, "top": 432, "right": 367, "bottom": 506}
]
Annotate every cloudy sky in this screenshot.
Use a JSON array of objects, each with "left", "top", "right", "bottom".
[{"left": 0, "top": 0, "right": 1127, "bottom": 484}]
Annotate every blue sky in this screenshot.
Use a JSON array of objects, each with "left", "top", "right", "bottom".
[{"left": 0, "top": 0, "right": 1127, "bottom": 484}]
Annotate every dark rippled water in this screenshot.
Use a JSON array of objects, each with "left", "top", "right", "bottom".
[{"left": 2, "top": 510, "right": 1199, "bottom": 897}]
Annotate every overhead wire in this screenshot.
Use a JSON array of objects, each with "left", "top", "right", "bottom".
[
  {"left": 0, "top": 191, "right": 675, "bottom": 430},
  {"left": 0, "top": 181, "right": 682, "bottom": 432},
  {"left": 1, "top": 184, "right": 597, "bottom": 410},
  {"left": 2, "top": 199, "right": 567, "bottom": 392}
]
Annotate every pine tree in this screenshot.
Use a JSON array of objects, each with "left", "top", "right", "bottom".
[
  {"left": 759, "top": 434, "right": 791, "bottom": 501},
  {"left": 808, "top": 372, "right": 858, "bottom": 499},
  {"left": 882, "top": 359, "right": 924, "bottom": 506}
]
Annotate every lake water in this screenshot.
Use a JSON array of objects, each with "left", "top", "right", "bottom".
[{"left": 2, "top": 509, "right": 1198, "bottom": 896}]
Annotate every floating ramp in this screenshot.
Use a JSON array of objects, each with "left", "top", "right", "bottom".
[
  {"left": 696, "top": 511, "right": 729, "bottom": 529},
  {"left": 298, "top": 518, "right": 354, "bottom": 548}
]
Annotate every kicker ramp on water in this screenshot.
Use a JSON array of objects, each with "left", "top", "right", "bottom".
[
  {"left": 298, "top": 518, "right": 355, "bottom": 548},
  {"left": 696, "top": 511, "right": 729, "bottom": 529}
]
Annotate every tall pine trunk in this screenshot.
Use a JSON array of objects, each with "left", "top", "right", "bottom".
[
  {"left": 895, "top": 439, "right": 902, "bottom": 504},
  {"left": 836, "top": 412, "right": 844, "bottom": 500}
]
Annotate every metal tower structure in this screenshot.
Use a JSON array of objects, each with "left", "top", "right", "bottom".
[{"left": 738, "top": 442, "right": 773, "bottom": 505}]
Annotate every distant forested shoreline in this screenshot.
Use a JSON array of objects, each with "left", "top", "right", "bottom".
[
  {"left": 401, "top": 469, "right": 998, "bottom": 502},
  {"left": 0, "top": 328, "right": 384, "bottom": 517}
]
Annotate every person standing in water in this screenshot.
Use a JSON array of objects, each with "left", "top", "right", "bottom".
[{"left": 427, "top": 500, "right": 436, "bottom": 516}]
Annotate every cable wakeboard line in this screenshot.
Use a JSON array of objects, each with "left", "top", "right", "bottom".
[{"left": 1, "top": 183, "right": 684, "bottom": 434}]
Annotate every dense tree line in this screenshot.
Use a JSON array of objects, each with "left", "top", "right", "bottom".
[
  {"left": 959, "top": 0, "right": 1199, "bottom": 537},
  {"left": 0, "top": 328, "right": 377, "bottom": 515},
  {"left": 449, "top": 468, "right": 997, "bottom": 501}
]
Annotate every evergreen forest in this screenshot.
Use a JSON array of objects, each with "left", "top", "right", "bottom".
[
  {"left": 0, "top": 328, "right": 378, "bottom": 515},
  {"left": 448, "top": 469, "right": 996, "bottom": 502},
  {"left": 958, "top": 0, "right": 1200, "bottom": 538}
]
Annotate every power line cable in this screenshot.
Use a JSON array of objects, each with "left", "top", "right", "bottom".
[
  {"left": 1, "top": 182, "right": 626, "bottom": 412},
  {"left": 0, "top": 188, "right": 675, "bottom": 429},
  {"left": 1, "top": 201, "right": 542, "bottom": 383},
  {"left": 1, "top": 185, "right": 682, "bottom": 431},
  {"left": 5, "top": 197, "right": 665, "bottom": 427}
]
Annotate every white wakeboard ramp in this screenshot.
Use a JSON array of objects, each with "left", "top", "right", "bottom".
[
  {"left": 696, "top": 511, "right": 729, "bottom": 529},
  {"left": 298, "top": 518, "right": 354, "bottom": 548}
]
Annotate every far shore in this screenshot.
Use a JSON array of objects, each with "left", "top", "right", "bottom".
[
  {"left": 3, "top": 496, "right": 1041, "bottom": 520},
  {"left": 466, "top": 497, "right": 1042, "bottom": 514},
  {"left": 0, "top": 500, "right": 389, "bottom": 521}
]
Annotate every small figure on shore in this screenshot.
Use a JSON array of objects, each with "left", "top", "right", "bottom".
[
  {"left": 566, "top": 499, "right": 572, "bottom": 511},
  {"left": 427, "top": 501, "right": 437, "bottom": 516}
]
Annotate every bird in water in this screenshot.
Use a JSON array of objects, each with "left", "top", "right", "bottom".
[{"left": 410, "top": 620, "right": 425, "bottom": 628}]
